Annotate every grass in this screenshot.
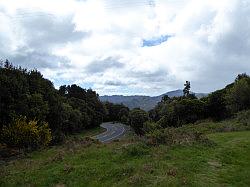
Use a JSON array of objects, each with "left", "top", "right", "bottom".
[
  {"left": 1, "top": 127, "right": 250, "bottom": 186},
  {"left": 68, "top": 126, "right": 106, "bottom": 139}
]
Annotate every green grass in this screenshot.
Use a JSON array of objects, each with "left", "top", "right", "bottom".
[
  {"left": 67, "top": 126, "right": 106, "bottom": 139},
  {"left": 1, "top": 129, "right": 250, "bottom": 187}
]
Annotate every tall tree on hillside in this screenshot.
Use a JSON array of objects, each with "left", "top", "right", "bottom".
[
  {"left": 235, "top": 73, "right": 249, "bottom": 81},
  {"left": 183, "top": 81, "right": 191, "bottom": 97}
]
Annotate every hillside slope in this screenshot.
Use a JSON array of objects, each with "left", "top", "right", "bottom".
[{"left": 1, "top": 130, "right": 249, "bottom": 186}]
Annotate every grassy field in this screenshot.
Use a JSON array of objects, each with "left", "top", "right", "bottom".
[{"left": 1, "top": 125, "right": 250, "bottom": 187}]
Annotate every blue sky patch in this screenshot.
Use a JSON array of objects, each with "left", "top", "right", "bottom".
[{"left": 142, "top": 35, "right": 172, "bottom": 47}]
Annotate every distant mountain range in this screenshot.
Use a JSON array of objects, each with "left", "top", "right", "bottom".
[{"left": 100, "top": 89, "right": 208, "bottom": 111}]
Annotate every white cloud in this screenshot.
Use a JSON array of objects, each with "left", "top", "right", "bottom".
[{"left": 0, "top": 0, "right": 250, "bottom": 95}]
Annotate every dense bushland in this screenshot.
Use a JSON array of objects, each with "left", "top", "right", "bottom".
[{"left": 0, "top": 60, "right": 107, "bottom": 148}]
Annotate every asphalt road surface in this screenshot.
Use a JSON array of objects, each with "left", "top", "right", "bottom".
[{"left": 94, "top": 122, "right": 128, "bottom": 143}]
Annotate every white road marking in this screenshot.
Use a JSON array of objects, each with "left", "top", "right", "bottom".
[
  {"left": 102, "top": 126, "right": 125, "bottom": 142},
  {"left": 94, "top": 123, "right": 126, "bottom": 142}
]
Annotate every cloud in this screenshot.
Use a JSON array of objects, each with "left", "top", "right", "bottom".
[
  {"left": 9, "top": 50, "right": 71, "bottom": 69},
  {"left": 0, "top": 0, "right": 250, "bottom": 96},
  {"left": 85, "top": 56, "right": 124, "bottom": 74},
  {"left": 0, "top": 7, "right": 87, "bottom": 71},
  {"left": 104, "top": 80, "right": 127, "bottom": 86},
  {"left": 18, "top": 14, "right": 88, "bottom": 50}
]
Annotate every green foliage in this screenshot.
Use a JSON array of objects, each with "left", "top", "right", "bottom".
[
  {"left": 122, "top": 142, "right": 150, "bottom": 157},
  {"left": 1, "top": 116, "right": 51, "bottom": 149},
  {"left": 27, "top": 93, "right": 49, "bottom": 121},
  {"left": 149, "top": 74, "right": 250, "bottom": 130},
  {"left": 156, "top": 98, "right": 206, "bottom": 128},
  {"left": 120, "top": 115, "right": 129, "bottom": 124},
  {"left": 235, "top": 110, "right": 250, "bottom": 127},
  {"left": 145, "top": 108, "right": 250, "bottom": 146},
  {"left": 173, "top": 110, "right": 250, "bottom": 134},
  {"left": 59, "top": 84, "right": 107, "bottom": 128},
  {"left": 142, "top": 121, "right": 162, "bottom": 134},
  {"left": 0, "top": 61, "right": 107, "bottom": 146},
  {"left": 144, "top": 122, "right": 211, "bottom": 146},
  {"left": 104, "top": 102, "right": 129, "bottom": 122},
  {"left": 227, "top": 76, "right": 250, "bottom": 112},
  {"left": 204, "top": 89, "right": 229, "bottom": 120},
  {"left": 129, "top": 108, "right": 149, "bottom": 135}
]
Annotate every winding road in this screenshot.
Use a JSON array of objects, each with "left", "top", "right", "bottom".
[{"left": 94, "top": 122, "right": 128, "bottom": 143}]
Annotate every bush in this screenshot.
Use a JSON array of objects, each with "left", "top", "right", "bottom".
[
  {"left": 129, "top": 108, "right": 149, "bottom": 135},
  {"left": 122, "top": 142, "right": 150, "bottom": 157},
  {"left": 51, "top": 130, "right": 66, "bottom": 144},
  {"left": 120, "top": 115, "right": 129, "bottom": 124},
  {"left": 156, "top": 98, "right": 206, "bottom": 127},
  {"left": 1, "top": 116, "right": 52, "bottom": 149},
  {"left": 144, "top": 122, "right": 212, "bottom": 146},
  {"left": 228, "top": 77, "right": 250, "bottom": 112},
  {"left": 235, "top": 110, "right": 250, "bottom": 128},
  {"left": 143, "top": 121, "right": 159, "bottom": 133}
]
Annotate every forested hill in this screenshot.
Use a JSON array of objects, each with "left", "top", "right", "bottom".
[{"left": 100, "top": 90, "right": 207, "bottom": 111}]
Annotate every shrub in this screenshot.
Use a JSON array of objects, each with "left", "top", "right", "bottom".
[
  {"left": 122, "top": 142, "right": 150, "bottom": 157},
  {"left": 227, "top": 76, "right": 250, "bottom": 112},
  {"left": 129, "top": 108, "right": 149, "bottom": 135},
  {"left": 235, "top": 110, "right": 250, "bottom": 128},
  {"left": 144, "top": 122, "right": 212, "bottom": 146},
  {"left": 153, "top": 98, "right": 206, "bottom": 128},
  {"left": 143, "top": 121, "right": 162, "bottom": 135},
  {"left": 120, "top": 115, "right": 129, "bottom": 124},
  {"left": 1, "top": 116, "right": 52, "bottom": 149}
]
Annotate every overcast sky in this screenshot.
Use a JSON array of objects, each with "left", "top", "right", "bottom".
[{"left": 0, "top": 0, "right": 250, "bottom": 96}]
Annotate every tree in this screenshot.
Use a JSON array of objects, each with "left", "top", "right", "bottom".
[
  {"left": 0, "top": 62, "right": 107, "bottom": 146},
  {"left": 235, "top": 73, "right": 249, "bottom": 82},
  {"left": 161, "top": 95, "right": 170, "bottom": 102},
  {"left": 27, "top": 93, "right": 49, "bottom": 121},
  {"left": 129, "top": 108, "right": 149, "bottom": 135},
  {"left": 156, "top": 98, "right": 206, "bottom": 127},
  {"left": 104, "top": 102, "right": 129, "bottom": 122},
  {"left": 227, "top": 76, "right": 250, "bottom": 112},
  {"left": 59, "top": 85, "right": 67, "bottom": 96},
  {"left": 205, "top": 90, "right": 229, "bottom": 120},
  {"left": 183, "top": 81, "right": 191, "bottom": 97}
]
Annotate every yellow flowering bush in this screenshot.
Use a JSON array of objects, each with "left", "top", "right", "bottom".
[{"left": 1, "top": 116, "right": 52, "bottom": 149}]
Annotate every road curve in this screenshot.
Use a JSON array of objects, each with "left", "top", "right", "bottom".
[{"left": 94, "top": 122, "right": 128, "bottom": 143}]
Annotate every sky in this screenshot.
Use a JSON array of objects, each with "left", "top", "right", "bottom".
[{"left": 0, "top": 0, "right": 250, "bottom": 96}]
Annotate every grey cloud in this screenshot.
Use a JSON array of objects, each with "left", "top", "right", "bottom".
[
  {"left": 104, "top": 80, "right": 127, "bottom": 86},
  {"left": 9, "top": 49, "right": 71, "bottom": 70},
  {"left": 85, "top": 56, "right": 124, "bottom": 74},
  {"left": 19, "top": 14, "right": 89, "bottom": 51},
  {"left": 130, "top": 69, "right": 169, "bottom": 83},
  {"left": 0, "top": 11, "right": 87, "bottom": 70},
  {"left": 194, "top": 1, "right": 250, "bottom": 92},
  {"left": 212, "top": 1, "right": 250, "bottom": 57}
]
